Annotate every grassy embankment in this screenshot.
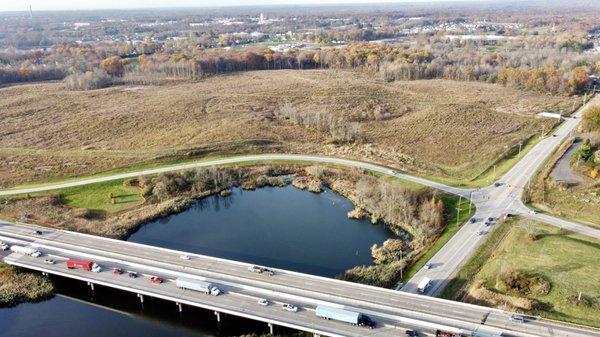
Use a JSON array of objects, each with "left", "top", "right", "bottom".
[
  {"left": 443, "top": 217, "right": 600, "bottom": 328},
  {"left": 419, "top": 134, "right": 543, "bottom": 188},
  {"left": 403, "top": 193, "right": 474, "bottom": 281}
]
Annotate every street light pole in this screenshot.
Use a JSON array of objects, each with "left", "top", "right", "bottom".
[
  {"left": 457, "top": 195, "right": 462, "bottom": 225},
  {"left": 399, "top": 250, "right": 403, "bottom": 280},
  {"left": 468, "top": 191, "right": 473, "bottom": 214}
]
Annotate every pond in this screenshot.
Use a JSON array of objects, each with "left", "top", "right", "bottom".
[{"left": 128, "top": 185, "right": 394, "bottom": 277}]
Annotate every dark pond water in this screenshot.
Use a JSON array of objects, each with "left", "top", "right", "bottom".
[
  {"left": 128, "top": 185, "right": 394, "bottom": 277},
  {"left": 0, "top": 185, "right": 394, "bottom": 337}
]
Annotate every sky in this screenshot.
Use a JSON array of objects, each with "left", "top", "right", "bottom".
[{"left": 2, "top": 0, "right": 468, "bottom": 12}]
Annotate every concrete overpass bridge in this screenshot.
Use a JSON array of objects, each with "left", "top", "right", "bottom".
[{"left": 1, "top": 222, "right": 598, "bottom": 337}]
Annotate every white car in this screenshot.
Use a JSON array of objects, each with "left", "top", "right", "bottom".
[
  {"left": 257, "top": 298, "right": 269, "bottom": 306},
  {"left": 282, "top": 303, "right": 298, "bottom": 312},
  {"left": 424, "top": 262, "right": 432, "bottom": 270},
  {"left": 0, "top": 243, "right": 9, "bottom": 251},
  {"left": 180, "top": 255, "right": 191, "bottom": 260},
  {"left": 476, "top": 230, "right": 485, "bottom": 236}
]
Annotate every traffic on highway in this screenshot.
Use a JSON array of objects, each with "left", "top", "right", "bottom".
[{"left": 1, "top": 222, "right": 599, "bottom": 337}]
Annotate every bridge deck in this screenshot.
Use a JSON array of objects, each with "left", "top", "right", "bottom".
[{"left": 1, "top": 222, "right": 598, "bottom": 337}]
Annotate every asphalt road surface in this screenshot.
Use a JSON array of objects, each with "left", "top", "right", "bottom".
[{"left": 1, "top": 222, "right": 598, "bottom": 337}]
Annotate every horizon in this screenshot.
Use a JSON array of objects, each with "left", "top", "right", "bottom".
[{"left": 2, "top": 0, "right": 490, "bottom": 13}]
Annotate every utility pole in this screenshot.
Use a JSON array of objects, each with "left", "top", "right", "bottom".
[
  {"left": 456, "top": 195, "right": 462, "bottom": 225},
  {"left": 518, "top": 141, "right": 522, "bottom": 155},
  {"left": 399, "top": 250, "right": 403, "bottom": 280},
  {"left": 468, "top": 191, "right": 473, "bottom": 214}
]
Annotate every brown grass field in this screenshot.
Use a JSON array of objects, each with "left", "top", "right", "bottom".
[{"left": 0, "top": 69, "right": 576, "bottom": 187}]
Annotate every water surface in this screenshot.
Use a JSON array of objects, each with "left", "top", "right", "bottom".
[{"left": 129, "top": 185, "right": 394, "bottom": 276}]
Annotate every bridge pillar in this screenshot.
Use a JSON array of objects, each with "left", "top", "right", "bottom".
[
  {"left": 214, "top": 311, "right": 221, "bottom": 322},
  {"left": 314, "top": 334, "right": 320, "bottom": 337},
  {"left": 86, "top": 281, "right": 95, "bottom": 291},
  {"left": 268, "top": 323, "right": 274, "bottom": 335},
  {"left": 137, "top": 293, "right": 144, "bottom": 303},
  {"left": 176, "top": 302, "right": 182, "bottom": 312}
]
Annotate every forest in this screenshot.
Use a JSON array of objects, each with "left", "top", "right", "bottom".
[{"left": 1, "top": 1, "right": 600, "bottom": 95}]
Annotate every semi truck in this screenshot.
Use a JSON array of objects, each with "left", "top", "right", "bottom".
[
  {"left": 315, "top": 305, "right": 376, "bottom": 328},
  {"left": 9, "top": 245, "right": 42, "bottom": 257},
  {"left": 175, "top": 277, "right": 221, "bottom": 296},
  {"left": 417, "top": 277, "right": 431, "bottom": 293},
  {"left": 66, "top": 259, "right": 102, "bottom": 273}
]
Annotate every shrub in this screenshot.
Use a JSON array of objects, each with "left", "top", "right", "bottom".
[
  {"left": 72, "top": 208, "right": 92, "bottom": 219},
  {"left": 566, "top": 294, "right": 595, "bottom": 308},
  {"left": 371, "top": 239, "right": 408, "bottom": 265},
  {"left": 64, "top": 69, "right": 112, "bottom": 91},
  {"left": 341, "top": 260, "right": 406, "bottom": 288},
  {"left": 496, "top": 266, "right": 551, "bottom": 296},
  {"left": 582, "top": 105, "right": 600, "bottom": 132}
]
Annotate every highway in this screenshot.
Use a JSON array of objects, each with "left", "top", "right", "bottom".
[{"left": 1, "top": 221, "right": 599, "bottom": 337}]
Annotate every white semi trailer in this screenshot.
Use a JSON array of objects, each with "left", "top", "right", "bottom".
[
  {"left": 175, "top": 277, "right": 221, "bottom": 296},
  {"left": 10, "top": 245, "right": 42, "bottom": 257}
]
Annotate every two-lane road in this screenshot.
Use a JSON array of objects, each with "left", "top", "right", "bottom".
[{"left": 404, "top": 95, "right": 600, "bottom": 296}]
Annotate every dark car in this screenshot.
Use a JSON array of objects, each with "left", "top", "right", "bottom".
[
  {"left": 128, "top": 271, "right": 138, "bottom": 278},
  {"left": 406, "top": 330, "right": 419, "bottom": 337},
  {"left": 34, "top": 230, "right": 43, "bottom": 235},
  {"left": 113, "top": 268, "right": 124, "bottom": 275}
]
